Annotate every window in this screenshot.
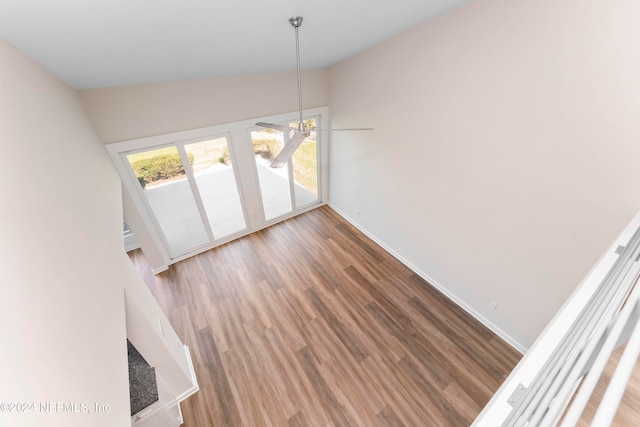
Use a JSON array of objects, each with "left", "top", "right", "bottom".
[{"left": 107, "top": 107, "right": 328, "bottom": 263}]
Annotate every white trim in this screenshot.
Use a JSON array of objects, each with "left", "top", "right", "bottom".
[
  {"left": 173, "top": 345, "right": 199, "bottom": 403},
  {"left": 328, "top": 202, "right": 527, "bottom": 354}
]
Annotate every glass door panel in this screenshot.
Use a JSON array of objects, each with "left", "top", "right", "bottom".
[
  {"left": 125, "top": 146, "right": 209, "bottom": 258},
  {"left": 110, "top": 108, "right": 327, "bottom": 264},
  {"left": 290, "top": 118, "right": 319, "bottom": 208},
  {"left": 250, "top": 129, "right": 293, "bottom": 221},
  {"left": 184, "top": 136, "right": 246, "bottom": 240}
]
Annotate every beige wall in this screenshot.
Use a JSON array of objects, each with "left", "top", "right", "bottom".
[
  {"left": 79, "top": 69, "right": 329, "bottom": 143},
  {"left": 328, "top": 0, "right": 640, "bottom": 349},
  {"left": 0, "top": 39, "right": 130, "bottom": 426}
]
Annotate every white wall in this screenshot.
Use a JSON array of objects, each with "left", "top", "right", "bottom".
[
  {"left": 79, "top": 69, "right": 329, "bottom": 143},
  {"left": 328, "top": 0, "right": 640, "bottom": 350},
  {"left": 0, "top": 39, "right": 131, "bottom": 425}
]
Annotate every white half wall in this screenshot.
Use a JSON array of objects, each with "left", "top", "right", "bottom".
[
  {"left": 328, "top": 0, "right": 640, "bottom": 350},
  {"left": 0, "top": 38, "right": 130, "bottom": 426}
]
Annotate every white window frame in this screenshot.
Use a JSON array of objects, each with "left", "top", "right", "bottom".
[{"left": 107, "top": 106, "right": 329, "bottom": 266}]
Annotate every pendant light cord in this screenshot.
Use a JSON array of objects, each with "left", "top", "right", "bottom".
[{"left": 294, "top": 25, "right": 304, "bottom": 131}]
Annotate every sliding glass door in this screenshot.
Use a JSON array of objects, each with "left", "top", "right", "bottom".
[
  {"left": 250, "top": 129, "right": 292, "bottom": 220},
  {"left": 109, "top": 107, "right": 327, "bottom": 265},
  {"left": 123, "top": 134, "right": 247, "bottom": 259},
  {"left": 125, "top": 146, "right": 210, "bottom": 257},
  {"left": 184, "top": 136, "right": 246, "bottom": 239},
  {"left": 290, "top": 118, "right": 319, "bottom": 209},
  {"left": 250, "top": 116, "right": 320, "bottom": 223}
]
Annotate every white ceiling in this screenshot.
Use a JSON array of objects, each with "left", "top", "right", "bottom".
[{"left": 0, "top": 0, "right": 469, "bottom": 89}]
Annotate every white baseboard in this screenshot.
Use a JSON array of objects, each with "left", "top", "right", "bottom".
[{"left": 328, "top": 203, "right": 527, "bottom": 355}]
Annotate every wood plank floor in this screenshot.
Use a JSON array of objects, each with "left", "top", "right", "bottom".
[{"left": 129, "top": 206, "right": 522, "bottom": 426}]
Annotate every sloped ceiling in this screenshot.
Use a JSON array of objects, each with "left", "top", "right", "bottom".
[{"left": 0, "top": 0, "right": 470, "bottom": 89}]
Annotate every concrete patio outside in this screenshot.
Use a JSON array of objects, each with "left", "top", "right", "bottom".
[{"left": 144, "top": 161, "right": 317, "bottom": 257}]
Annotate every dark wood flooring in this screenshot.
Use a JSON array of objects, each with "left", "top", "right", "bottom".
[{"left": 129, "top": 206, "right": 521, "bottom": 426}]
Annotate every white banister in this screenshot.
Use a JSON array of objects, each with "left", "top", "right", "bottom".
[
  {"left": 559, "top": 282, "right": 640, "bottom": 426},
  {"left": 534, "top": 252, "right": 640, "bottom": 426},
  {"left": 590, "top": 301, "right": 640, "bottom": 426},
  {"left": 473, "top": 210, "right": 640, "bottom": 427}
]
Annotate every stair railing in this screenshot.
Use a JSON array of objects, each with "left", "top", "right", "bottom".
[{"left": 473, "top": 210, "right": 640, "bottom": 427}]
